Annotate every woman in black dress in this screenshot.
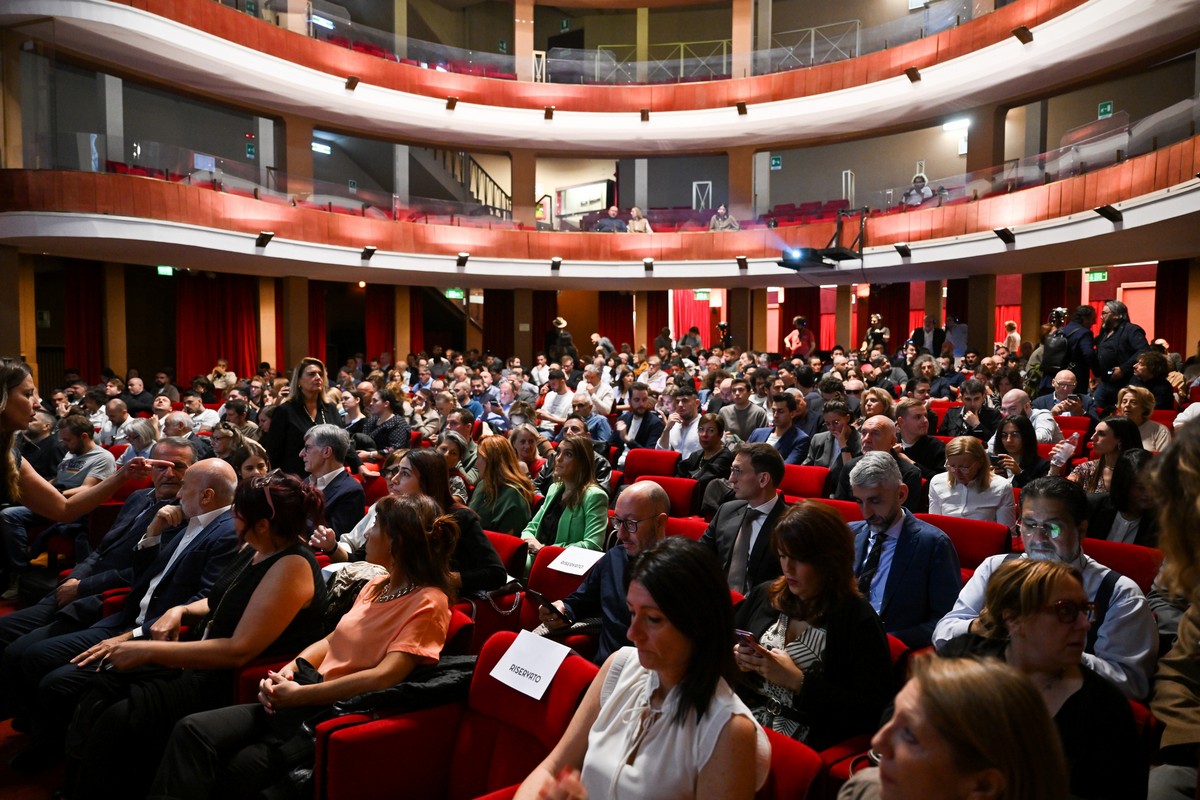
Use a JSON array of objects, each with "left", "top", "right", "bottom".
[{"left": 261, "top": 357, "right": 340, "bottom": 477}]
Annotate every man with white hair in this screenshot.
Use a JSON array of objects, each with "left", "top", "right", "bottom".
[
  {"left": 990, "top": 388, "right": 1062, "bottom": 451},
  {"left": 834, "top": 415, "right": 925, "bottom": 512},
  {"left": 565, "top": 394, "right": 611, "bottom": 443},
  {"left": 579, "top": 365, "right": 614, "bottom": 416},
  {"left": 848, "top": 451, "right": 959, "bottom": 648}
]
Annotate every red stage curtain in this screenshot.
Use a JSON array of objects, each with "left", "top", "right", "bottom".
[
  {"left": 308, "top": 282, "right": 327, "bottom": 364},
  {"left": 819, "top": 315, "right": 837, "bottom": 351},
  {"left": 672, "top": 290, "right": 710, "bottom": 350},
  {"left": 1089, "top": 300, "right": 1106, "bottom": 337},
  {"left": 274, "top": 278, "right": 285, "bottom": 373},
  {"left": 644, "top": 291, "right": 668, "bottom": 352},
  {"left": 174, "top": 273, "right": 259, "bottom": 383},
  {"left": 779, "top": 286, "right": 821, "bottom": 355},
  {"left": 867, "top": 282, "right": 909, "bottom": 352},
  {"left": 410, "top": 288, "right": 425, "bottom": 354},
  {"left": 532, "top": 290, "right": 557, "bottom": 356},
  {"left": 598, "top": 292, "right": 634, "bottom": 352},
  {"left": 365, "top": 285, "right": 395, "bottom": 363},
  {"left": 994, "top": 306, "right": 1021, "bottom": 348},
  {"left": 483, "top": 289, "right": 515, "bottom": 360},
  {"left": 908, "top": 310, "right": 925, "bottom": 342},
  {"left": 64, "top": 262, "right": 104, "bottom": 384},
  {"left": 1155, "top": 261, "right": 1187, "bottom": 351}
]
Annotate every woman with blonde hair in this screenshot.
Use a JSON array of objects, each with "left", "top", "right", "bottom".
[
  {"left": 519, "top": 434, "right": 606, "bottom": 572},
  {"left": 1002, "top": 320, "right": 1021, "bottom": 355},
  {"left": 626, "top": 206, "right": 653, "bottom": 234},
  {"left": 843, "top": 655, "right": 1068, "bottom": 800},
  {"left": 856, "top": 387, "right": 895, "bottom": 428},
  {"left": 1115, "top": 385, "right": 1172, "bottom": 451},
  {"left": 928, "top": 435, "right": 1015, "bottom": 526},
  {"left": 469, "top": 435, "right": 535, "bottom": 535},
  {"left": 114, "top": 417, "right": 159, "bottom": 466}
]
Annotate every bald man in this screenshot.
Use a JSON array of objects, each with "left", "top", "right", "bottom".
[
  {"left": 991, "top": 389, "right": 1062, "bottom": 452},
  {"left": 1032, "top": 369, "right": 1099, "bottom": 422},
  {"left": 4, "top": 459, "right": 239, "bottom": 769},
  {"left": 834, "top": 415, "right": 925, "bottom": 512}
]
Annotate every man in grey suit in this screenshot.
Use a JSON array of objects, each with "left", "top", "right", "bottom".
[{"left": 802, "top": 400, "right": 861, "bottom": 496}]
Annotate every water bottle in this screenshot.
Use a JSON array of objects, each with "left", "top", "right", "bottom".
[{"left": 1051, "top": 432, "right": 1080, "bottom": 467}]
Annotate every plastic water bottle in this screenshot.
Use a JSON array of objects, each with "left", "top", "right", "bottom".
[{"left": 1051, "top": 432, "right": 1080, "bottom": 467}]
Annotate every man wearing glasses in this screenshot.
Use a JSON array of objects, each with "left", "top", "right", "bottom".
[
  {"left": 538, "top": 481, "right": 669, "bottom": 664},
  {"left": 933, "top": 476, "right": 1157, "bottom": 700}
]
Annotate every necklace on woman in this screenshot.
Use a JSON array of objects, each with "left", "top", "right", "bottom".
[{"left": 375, "top": 580, "right": 418, "bottom": 603}]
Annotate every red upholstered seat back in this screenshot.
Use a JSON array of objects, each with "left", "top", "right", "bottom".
[
  {"left": 485, "top": 530, "right": 529, "bottom": 578},
  {"left": 915, "top": 513, "right": 1010, "bottom": 572},
  {"left": 756, "top": 728, "right": 822, "bottom": 800},
  {"left": 447, "top": 631, "right": 599, "bottom": 800},
  {"left": 1081, "top": 539, "right": 1164, "bottom": 594},
  {"left": 519, "top": 545, "right": 587, "bottom": 630},
  {"left": 809, "top": 497, "right": 865, "bottom": 523},
  {"left": 666, "top": 516, "right": 709, "bottom": 540},
  {"left": 634, "top": 474, "right": 698, "bottom": 517},
  {"left": 779, "top": 465, "right": 830, "bottom": 500},
  {"left": 622, "top": 448, "right": 681, "bottom": 483}
]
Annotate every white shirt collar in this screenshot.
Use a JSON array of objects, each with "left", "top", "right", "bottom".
[{"left": 315, "top": 467, "right": 345, "bottom": 490}]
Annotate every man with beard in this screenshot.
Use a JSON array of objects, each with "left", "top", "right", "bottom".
[
  {"left": 848, "top": 452, "right": 959, "bottom": 649},
  {"left": 933, "top": 476, "right": 1156, "bottom": 700},
  {"left": 608, "top": 382, "right": 663, "bottom": 468}
]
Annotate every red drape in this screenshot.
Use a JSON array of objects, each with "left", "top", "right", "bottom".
[
  {"left": 483, "top": 289, "right": 515, "bottom": 359},
  {"left": 779, "top": 286, "right": 821, "bottom": 355},
  {"left": 908, "top": 310, "right": 925, "bottom": 341},
  {"left": 174, "top": 273, "right": 259, "bottom": 383},
  {"left": 671, "top": 290, "right": 710, "bottom": 349},
  {"left": 308, "top": 282, "right": 327, "bottom": 364},
  {"left": 1155, "top": 261, "right": 1187, "bottom": 351},
  {"left": 598, "top": 292, "right": 635, "bottom": 352},
  {"left": 994, "top": 306, "right": 1021, "bottom": 347},
  {"left": 532, "top": 290, "right": 557, "bottom": 356},
  {"left": 1089, "top": 300, "right": 1106, "bottom": 337},
  {"left": 644, "top": 291, "right": 669, "bottom": 352},
  {"left": 819, "top": 287, "right": 837, "bottom": 351},
  {"left": 64, "top": 262, "right": 104, "bottom": 384},
  {"left": 365, "top": 285, "right": 395, "bottom": 362},
  {"left": 410, "top": 288, "right": 425, "bottom": 354},
  {"left": 867, "top": 282, "right": 909, "bottom": 351},
  {"left": 273, "top": 278, "right": 285, "bottom": 374}
]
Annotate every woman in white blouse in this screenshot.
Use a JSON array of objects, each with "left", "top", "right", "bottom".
[{"left": 928, "top": 436, "right": 1015, "bottom": 527}]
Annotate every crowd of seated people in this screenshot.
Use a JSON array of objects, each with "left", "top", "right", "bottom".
[{"left": 0, "top": 307, "right": 1194, "bottom": 796}]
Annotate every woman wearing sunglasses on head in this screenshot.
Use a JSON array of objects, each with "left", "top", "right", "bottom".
[{"left": 939, "top": 558, "right": 1146, "bottom": 800}]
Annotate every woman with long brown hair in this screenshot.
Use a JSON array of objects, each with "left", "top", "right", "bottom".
[
  {"left": 261, "top": 357, "right": 340, "bottom": 476},
  {"left": 518, "top": 434, "right": 606, "bottom": 573},
  {"left": 469, "top": 435, "right": 535, "bottom": 535}
]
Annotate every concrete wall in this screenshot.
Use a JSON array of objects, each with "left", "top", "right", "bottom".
[{"left": 617, "top": 155, "right": 729, "bottom": 209}]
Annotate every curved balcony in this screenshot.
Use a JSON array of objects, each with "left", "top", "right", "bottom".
[
  {"left": 2, "top": 132, "right": 1198, "bottom": 289},
  {"left": 9, "top": 0, "right": 1199, "bottom": 152}
]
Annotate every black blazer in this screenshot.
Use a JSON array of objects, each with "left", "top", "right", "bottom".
[
  {"left": 938, "top": 405, "right": 1001, "bottom": 442},
  {"left": 1086, "top": 493, "right": 1160, "bottom": 548},
  {"left": 900, "top": 435, "right": 946, "bottom": 481},
  {"left": 263, "top": 400, "right": 342, "bottom": 477},
  {"left": 319, "top": 469, "right": 366, "bottom": 536},
  {"left": 608, "top": 410, "right": 665, "bottom": 453},
  {"left": 910, "top": 327, "right": 946, "bottom": 355},
  {"left": 734, "top": 583, "right": 894, "bottom": 751},
  {"left": 700, "top": 496, "right": 788, "bottom": 591}
]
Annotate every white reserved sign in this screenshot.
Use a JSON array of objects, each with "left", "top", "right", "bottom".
[
  {"left": 490, "top": 629, "right": 571, "bottom": 700},
  {"left": 548, "top": 547, "right": 604, "bottom": 575}
]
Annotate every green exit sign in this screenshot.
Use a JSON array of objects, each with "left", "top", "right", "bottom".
[
  {"left": 693, "top": 290, "right": 710, "bottom": 300},
  {"left": 156, "top": 266, "right": 174, "bottom": 277},
  {"left": 1087, "top": 270, "right": 1108, "bottom": 283},
  {"left": 245, "top": 142, "right": 256, "bottom": 159},
  {"left": 445, "top": 287, "right": 465, "bottom": 300},
  {"left": 1098, "top": 100, "right": 1113, "bottom": 120},
  {"left": 770, "top": 156, "right": 782, "bottom": 171}
]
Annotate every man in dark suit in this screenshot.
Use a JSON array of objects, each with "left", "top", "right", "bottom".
[
  {"left": 162, "top": 411, "right": 214, "bottom": 460},
  {"left": 835, "top": 416, "right": 925, "bottom": 512},
  {"left": 909, "top": 314, "right": 946, "bottom": 356},
  {"left": 700, "top": 443, "right": 787, "bottom": 593},
  {"left": 0, "top": 438, "right": 198, "bottom": 657},
  {"left": 938, "top": 379, "right": 1001, "bottom": 442},
  {"left": 609, "top": 382, "right": 664, "bottom": 468},
  {"left": 847, "top": 452, "right": 960, "bottom": 648},
  {"left": 4, "top": 459, "right": 239, "bottom": 769},
  {"left": 746, "top": 393, "right": 810, "bottom": 465},
  {"left": 1031, "top": 370, "right": 1100, "bottom": 425},
  {"left": 894, "top": 398, "right": 946, "bottom": 481},
  {"left": 302, "top": 424, "right": 365, "bottom": 536}
]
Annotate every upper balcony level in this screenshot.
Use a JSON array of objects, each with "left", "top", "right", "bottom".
[{"left": 6, "top": 0, "right": 1200, "bottom": 153}]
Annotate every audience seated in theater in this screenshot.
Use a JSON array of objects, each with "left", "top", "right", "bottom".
[
  {"left": 746, "top": 392, "right": 810, "bottom": 465},
  {"left": 939, "top": 558, "right": 1147, "bottom": 800},
  {"left": 848, "top": 452, "right": 960, "bottom": 649},
  {"left": 208, "top": 421, "right": 245, "bottom": 466},
  {"left": 182, "top": 391, "right": 219, "bottom": 434},
  {"left": 1050, "top": 416, "right": 1143, "bottom": 495},
  {"left": 928, "top": 436, "right": 1016, "bottom": 527},
  {"left": 509, "top": 423, "right": 549, "bottom": 481},
  {"left": 678, "top": 413, "right": 735, "bottom": 509},
  {"left": 261, "top": 358, "right": 339, "bottom": 477},
  {"left": 205, "top": 358, "right": 238, "bottom": 394},
  {"left": 301, "top": 424, "right": 365, "bottom": 536},
  {"left": 1086, "top": 449, "right": 1158, "bottom": 547},
  {"left": 938, "top": 379, "right": 1001, "bottom": 442},
  {"left": 515, "top": 537, "right": 768, "bottom": 800},
  {"left": 358, "top": 387, "right": 412, "bottom": 466},
  {"left": 855, "top": 388, "right": 895, "bottom": 431},
  {"left": 64, "top": 471, "right": 327, "bottom": 798},
  {"left": 437, "top": 431, "right": 472, "bottom": 505},
  {"left": 78, "top": 388, "right": 108, "bottom": 431},
  {"left": 1115, "top": 386, "right": 1172, "bottom": 451},
  {"left": 701, "top": 443, "right": 788, "bottom": 593},
  {"left": 1033, "top": 369, "right": 1100, "bottom": 422},
  {"left": 992, "top": 414, "right": 1053, "bottom": 489},
  {"left": 1, "top": 458, "right": 239, "bottom": 771},
  {"left": 221, "top": 397, "right": 260, "bottom": 442},
  {"left": 468, "top": 435, "right": 535, "bottom": 536},
  {"left": 151, "top": 370, "right": 180, "bottom": 404},
  {"left": 835, "top": 416, "right": 925, "bottom": 513},
  {"left": 841, "top": 653, "right": 1068, "bottom": 800},
  {"left": 592, "top": 205, "right": 628, "bottom": 233},
  {"left": 564, "top": 393, "right": 612, "bottom": 445},
  {"left": 609, "top": 381, "right": 664, "bottom": 469},
  {"left": 707, "top": 203, "right": 741, "bottom": 231},
  {"left": 115, "top": 417, "right": 158, "bottom": 467},
  {"left": 540, "top": 481, "right": 670, "bottom": 664},
  {"left": 521, "top": 434, "right": 607, "bottom": 573},
  {"left": 536, "top": 369, "right": 574, "bottom": 434},
  {"left": 151, "top": 494, "right": 457, "bottom": 797},
  {"left": 989, "top": 389, "right": 1062, "bottom": 451},
  {"left": 933, "top": 476, "right": 1157, "bottom": 700},
  {"left": 339, "top": 388, "right": 368, "bottom": 437},
  {"left": 536, "top": 416, "right": 612, "bottom": 497},
  {"left": 309, "top": 450, "right": 405, "bottom": 562},
  {"left": 735, "top": 500, "right": 893, "bottom": 749},
  {"left": 162, "top": 411, "right": 214, "bottom": 461},
  {"left": 657, "top": 384, "right": 703, "bottom": 459},
  {"left": 1129, "top": 350, "right": 1176, "bottom": 410},
  {"left": 228, "top": 438, "right": 270, "bottom": 481},
  {"left": 719, "top": 378, "right": 770, "bottom": 441},
  {"left": 895, "top": 398, "right": 946, "bottom": 481},
  {"left": 18, "top": 410, "right": 67, "bottom": 481},
  {"left": 97, "top": 398, "right": 135, "bottom": 447},
  {"left": 120, "top": 376, "right": 154, "bottom": 416}
]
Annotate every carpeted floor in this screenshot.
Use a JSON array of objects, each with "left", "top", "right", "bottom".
[{"left": 0, "top": 598, "right": 65, "bottom": 799}]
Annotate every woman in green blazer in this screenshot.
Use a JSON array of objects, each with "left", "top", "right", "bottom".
[
  {"left": 470, "top": 435, "right": 536, "bottom": 535},
  {"left": 520, "top": 434, "right": 608, "bottom": 572}
]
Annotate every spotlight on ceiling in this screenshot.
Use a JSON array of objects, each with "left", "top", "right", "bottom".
[
  {"left": 456, "top": 252, "right": 470, "bottom": 267},
  {"left": 446, "top": 96, "right": 458, "bottom": 110},
  {"left": 735, "top": 255, "right": 748, "bottom": 270},
  {"left": 345, "top": 75, "right": 360, "bottom": 91},
  {"left": 1094, "top": 205, "right": 1123, "bottom": 223},
  {"left": 550, "top": 257, "right": 562, "bottom": 270},
  {"left": 904, "top": 67, "right": 921, "bottom": 83},
  {"left": 993, "top": 227, "right": 1016, "bottom": 245},
  {"left": 1011, "top": 25, "right": 1033, "bottom": 44},
  {"left": 643, "top": 257, "right": 654, "bottom": 271},
  {"left": 544, "top": 106, "right": 555, "bottom": 120},
  {"left": 735, "top": 101, "right": 748, "bottom": 116},
  {"left": 361, "top": 246, "right": 377, "bottom": 261},
  {"left": 255, "top": 231, "right": 274, "bottom": 249},
  {"left": 894, "top": 243, "right": 912, "bottom": 258},
  {"left": 640, "top": 108, "right": 650, "bottom": 122},
  {"left": 357, "top": 280, "right": 366, "bottom": 288}
]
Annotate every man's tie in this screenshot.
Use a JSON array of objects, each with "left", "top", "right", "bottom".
[
  {"left": 857, "top": 532, "right": 887, "bottom": 596},
  {"left": 727, "top": 508, "right": 761, "bottom": 593}
]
